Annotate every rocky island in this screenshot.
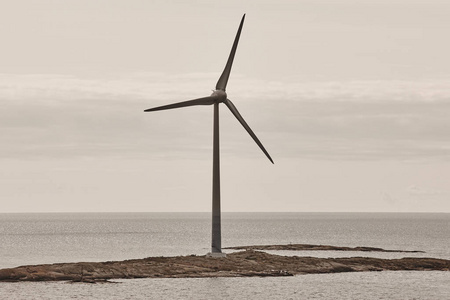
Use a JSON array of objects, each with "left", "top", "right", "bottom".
[{"left": 0, "top": 244, "right": 448, "bottom": 283}]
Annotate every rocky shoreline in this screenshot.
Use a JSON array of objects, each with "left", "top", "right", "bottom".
[{"left": 0, "top": 245, "right": 448, "bottom": 283}]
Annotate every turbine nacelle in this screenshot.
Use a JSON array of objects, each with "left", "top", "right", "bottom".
[{"left": 211, "top": 89, "right": 227, "bottom": 103}]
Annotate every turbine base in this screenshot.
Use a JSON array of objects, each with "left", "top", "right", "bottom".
[{"left": 206, "top": 252, "right": 227, "bottom": 258}]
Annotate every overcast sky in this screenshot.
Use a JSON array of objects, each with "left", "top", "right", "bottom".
[{"left": 1, "top": 0, "right": 450, "bottom": 213}]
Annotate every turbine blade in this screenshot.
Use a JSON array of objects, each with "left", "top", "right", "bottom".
[
  {"left": 215, "top": 14, "right": 245, "bottom": 91},
  {"left": 224, "top": 99, "right": 274, "bottom": 164},
  {"left": 144, "top": 96, "right": 216, "bottom": 112}
]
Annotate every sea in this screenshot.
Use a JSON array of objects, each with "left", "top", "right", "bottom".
[{"left": 0, "top": 212, "right": 449, "bottom": 299}]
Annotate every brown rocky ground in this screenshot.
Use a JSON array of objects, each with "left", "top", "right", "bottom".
[{"left": 0, "top": 246, "right": 448, "bottom": 283}]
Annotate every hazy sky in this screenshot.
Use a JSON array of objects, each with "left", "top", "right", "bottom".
[{"left": 1, "top": 0, "right": 450, "bottom": 212}]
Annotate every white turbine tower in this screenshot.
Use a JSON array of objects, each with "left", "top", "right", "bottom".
[{"left": 144, "top": 14, "right": 273, "bottom": 257}]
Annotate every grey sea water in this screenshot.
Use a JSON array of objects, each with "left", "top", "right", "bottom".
[{"left": 0, "top": 212, "right": 449, "bottom": 299}]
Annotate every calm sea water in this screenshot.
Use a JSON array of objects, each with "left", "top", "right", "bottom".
[{"left": 0, "top": 212, "right": 449, "bottom": 299}]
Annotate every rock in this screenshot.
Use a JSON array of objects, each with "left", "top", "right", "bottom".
[
  {"left": 224, "top": 244, "right": 425, "bottom": 253},
  {"left": 0, "top": 246, "right": 447, "bottom": 282}
]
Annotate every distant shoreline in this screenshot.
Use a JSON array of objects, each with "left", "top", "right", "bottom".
[
  {"left": 224, "top": 243, "right": 425, "bottom": 253},
  {"left": 1, "top": 244, "right": 448, "bottom": 283}
]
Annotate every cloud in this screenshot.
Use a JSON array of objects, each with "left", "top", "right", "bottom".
[
  {"left": 0, "top": 73, "right": 221, "bottom": 160},
  {"left": 406, "top": 185, "right": 448, "bottom": 196},
  {"left": 1, "top": 73, "right": 450, "bottom": 161}
]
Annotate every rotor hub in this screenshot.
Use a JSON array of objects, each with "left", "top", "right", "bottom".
[{"left": 211, "top": 89, "right": 227, "bottom": 102}]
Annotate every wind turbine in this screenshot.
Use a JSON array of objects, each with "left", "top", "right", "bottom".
[{"left": 144, "top": 14, "right": 273, "bottom": 257}]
